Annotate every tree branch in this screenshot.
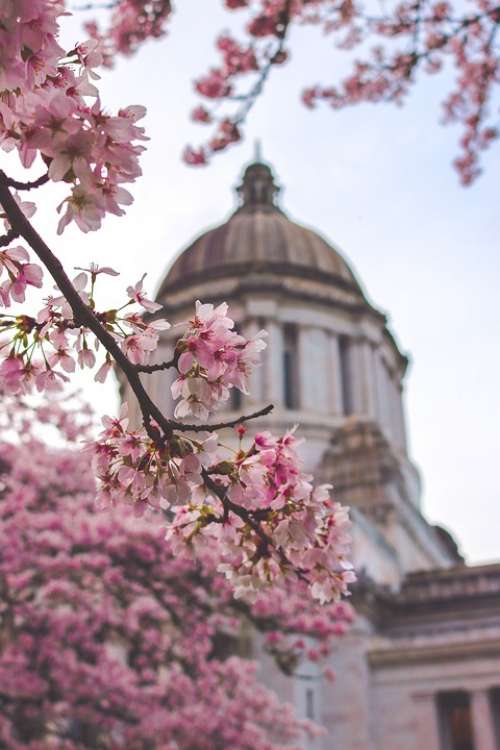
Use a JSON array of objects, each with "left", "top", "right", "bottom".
[
  {"left": 0, "top": 173, "right": 275, "bottom": 454},
  {"left": 0, "top": 227, "right": 20, "bottom": 248}
]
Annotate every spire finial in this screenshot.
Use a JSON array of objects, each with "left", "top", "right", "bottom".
[
  {"left": 254, "top": 139, "right": 262, "bottom": 163},
  {"left": 236, "top": 156, "right": 281, "bottom": 212}
]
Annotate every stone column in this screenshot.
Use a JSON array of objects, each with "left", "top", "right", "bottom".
[
  {"left": 471, "top": 689, "right": 497, "bottom": 750},
  {"left": 264, "top": 319, "right": 284, "bottom": 405},
  {"left": 373, "top": 348, "right": 386, "bottom": 427},
  {"left": 358, "top": 339, "right": 378, "bottom": 418},
  {"left": 375, "top": 352, "right": 397, "bottom": 442},
  {"left": 394, "top": 381, "right": 408, "bottom": 453},
  {"left": 413, "top": 694, "right": 442, "bottom": 750},
  {"left": 329, "top": 333, "right": 343, "bottom": 415},
  {"left": 298, "top": 326, "right": 329, "bottom": 413},
  {"left": 347, "top": 338, "right": 364, "bottom": 415},
  {"left": 347, "top": 338, "right": 378, "bottom": 418},
  {"left": 243, "top": 319, "right": 264, "bottom": 405}
]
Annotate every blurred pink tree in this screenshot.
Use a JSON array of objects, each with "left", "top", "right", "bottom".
[{"left": 0, "top": 396, "right": 352, "bottom": 748}]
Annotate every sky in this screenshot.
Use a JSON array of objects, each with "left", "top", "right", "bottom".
[{"left": 12, "top": 2, "right": 499, "bottom": 563}]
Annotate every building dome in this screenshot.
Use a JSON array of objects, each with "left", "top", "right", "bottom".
[{"left": 158, "top": 161, "right": 363, "bottom": 299}]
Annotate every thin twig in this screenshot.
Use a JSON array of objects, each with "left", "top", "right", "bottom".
[
  {"left": 233, "top": 0, "right": 294, "bottom": 127},
  {"left": 174, "top": 403, "right": 274, "bottom": 433},
  {"left": 136, "top": 357, "right": 177, "bottom": 373},
  {"left": 5, "top": 173, "right": 49, "bottom": 191}
]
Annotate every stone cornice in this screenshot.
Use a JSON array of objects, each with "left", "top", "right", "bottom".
[
  {"left": 156, "top": 272, "right": 409, "bottom": 372},
  {"left": 368, "top": 637, "right": 500, "bottom": 667}
]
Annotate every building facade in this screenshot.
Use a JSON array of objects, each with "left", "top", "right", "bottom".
[{"left": 122, "top": 160, "right": 500, "bottom": 750}]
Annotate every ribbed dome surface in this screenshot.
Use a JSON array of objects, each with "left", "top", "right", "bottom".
[{"left": 159, "top": 161, "right": 362, "bottom": 296}]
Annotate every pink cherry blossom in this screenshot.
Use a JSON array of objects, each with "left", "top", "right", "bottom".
[
  {"left": 171, "top": 300, "right": 266, "bottom": 419},
  {"left": 126, "top": 273, "right": 162, "bottom": 312}
]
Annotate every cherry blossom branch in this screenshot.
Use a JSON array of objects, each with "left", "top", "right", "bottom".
[
  {"left": 0, "top": 175, "right": 272, "bottom": 440},
  {"left": 231, "top": 0, "right": 294, "bottom": 127},
  {"left": 0, "top": 171, "right": 175, "bottom": 445}
]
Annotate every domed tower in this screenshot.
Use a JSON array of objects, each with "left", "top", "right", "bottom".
[{"left": 124, "top": 158, "right": 460, "bottom": 588}]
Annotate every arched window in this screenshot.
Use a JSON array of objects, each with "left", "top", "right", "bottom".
[
  {"left": 283, "top": 324, "right": 300, "bottom": 409},
  {"left": 338, "top": 336, "right": 354, "bottom": 416}
]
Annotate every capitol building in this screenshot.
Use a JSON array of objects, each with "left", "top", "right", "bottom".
[{"left": 122, "top": 158, "right": 500, "bottom": 750}]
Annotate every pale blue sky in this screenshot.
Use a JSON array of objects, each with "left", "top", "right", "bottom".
[{"left": 17, "top": 2, "right": 499, "bottom": 562}]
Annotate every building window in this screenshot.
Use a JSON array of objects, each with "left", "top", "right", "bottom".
[
  {"left": 230, "top": 386, "right": 242, "bottom": 411},
  {"left": 283, "top": 324, "right": 300, "bottom": 410},
  {"left": 338, "top": 336, "right": 354, "bottom": 415},
  {"left": 437, "top": 692, "right": 475, "bottom": 750},
  {"left": 490, "top": 688, "right": 500, "bottom": 747}
]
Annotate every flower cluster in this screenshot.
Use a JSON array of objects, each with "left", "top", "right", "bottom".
[
  {"left": 91, "top": 404, "right": 218, "bottom": 513},
  {"left": 0, "top": 1, "right": 147, "bottom": 233},
  {"left": 171, "top": 301, "right": 267, "bottom": 420},
  {"left": 188, "top": 0, "right": 500, "bottom": 179},
  {"left": 166, "top": 428, "right": 355, "bottom": 604},
  {"left": 0, "top": 265, "right": 167, "bottom": 394},
  {"left": 85, "top": 0, "right": 173, "bottom": 64}
]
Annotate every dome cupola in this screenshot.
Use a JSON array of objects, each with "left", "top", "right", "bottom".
[
  {"left": 157, "top": 158, "right": 367, "bottom": 307},
  {"left": 235, "top": 159, "right": 281, "bottom": 211}
]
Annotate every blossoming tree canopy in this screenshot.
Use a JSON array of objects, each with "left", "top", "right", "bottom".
[
  {"left": 0, "top": 408, "right": 354, "bottom": 748},
  {"left": 82, "top": 0, "right": 500, "bottom": 183},
  {"left": 0, "top": 1, "right": 355, "bottom": 606}
]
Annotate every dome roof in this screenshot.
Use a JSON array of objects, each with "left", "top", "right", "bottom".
[{"left": 158, "top": 161, "right": 363, "bottom": 298}]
